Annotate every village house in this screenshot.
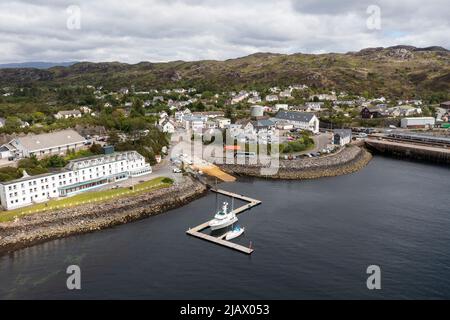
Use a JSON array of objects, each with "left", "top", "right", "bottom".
[
  {"left": 192, "top": 111, "right": 225, "bottom": 119},
  {"left": 440, "top": 101, "right": 450, "bottom": 110},
  {"left": 79, "top": 106, "right": 93, "bottom": 115},
  {"left": 305, "top": 102, "right": 324, "bottom": 112},
  {"left": 387, "top": 105, "right": 422, "bottom": 117},
  {"left": 360, "top": 106, "right": 387, "bottom": 119},
  {"left": 231, "top": 91, "right": 249, "bottom": 104},
  {"left": 248, "top": 96, "right": 262, "bottom": 104},
  {"left": 310, "top": 93, "right": 337, "bottom": 101},
  {"left": 183, "top": 115, "right": 207, "bottom": 132},
  {"left": 158, "top": 118, "right": 176, "bottom": 134},
  {"left": 279, "top": 89, "right": 293, "bottom": 98},
  {"left": 214, "top": 117, "right": 231, "bottom": 129},
  {"left": 291, "top": 84, "right": 309, "bottom": 90},
  {"left": 269, "top": 87, "right": 280, "bottom": 93},
  {"left": 273, "top": 111, "right": 320, "bottom": 134},
  {"left": 175, "top": 109, "right": 192, "bottom": 122},
  {"left": 265, "top": 95, "right": 279, "bottom": 102},
  {"left": 273, "top": 104, "right": 289, "bottom": 112},
  {"left": 333, "top": 129, "right": 352, "bottom": 146},
  {"left": 54, "top": 110, "right": 82, "bottom": 120}
]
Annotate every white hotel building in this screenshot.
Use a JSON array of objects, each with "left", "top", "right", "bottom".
[{"left": 0, "top": 151, "right": 152, "bottom": 211}]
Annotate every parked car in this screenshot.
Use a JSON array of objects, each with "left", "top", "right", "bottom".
[{"left": 173, "top": 168, "right": 182, "bottom": 173}]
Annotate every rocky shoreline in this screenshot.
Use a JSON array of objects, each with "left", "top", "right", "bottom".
[
  {"left": 0, "top": 177, "right": 207, "bottom": 255},
  {"left": 218, "top": 146, "right": 373, "bottom": 180}
]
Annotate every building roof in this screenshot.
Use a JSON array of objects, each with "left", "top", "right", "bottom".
[
  {"left": 254, "top": 119, "right": 275, "bottom": 128},
  {"left": 14, "top": 129, "right": 86, "bottom": 152},
  {"left": 57, "top": 110, "right": 82, "bottom": 116},
  {"left": 334, "top": 129, "right": 352, "bottom": 137},
  {"left": 67, "top": 151, "right": 143, "bottom": 170},
  {"left": 275, "top": 111, "right": 316, "bottom": 123}
]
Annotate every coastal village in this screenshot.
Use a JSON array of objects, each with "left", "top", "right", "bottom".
[
  {"left": 0, "top": 82, "right": 449, "bottom": 254},
  {"left": 0, "top": 83, "right": 449, "bottom": 212}
]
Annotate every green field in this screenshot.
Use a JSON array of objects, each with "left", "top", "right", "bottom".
[{"left": 0, "top": 177, "right": 173, "bottom": 223}]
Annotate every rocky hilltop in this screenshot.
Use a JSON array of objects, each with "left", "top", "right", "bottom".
[{"left": 0, "top": 45, "right": 448, "bottom": 97}]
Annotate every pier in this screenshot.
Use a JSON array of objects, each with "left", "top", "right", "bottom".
[
  {"left": 186, "top": 189, "right": 261, "bottom": 255},
  {"left": 366, "top": 138, "right": 450, "bottom": 164}
]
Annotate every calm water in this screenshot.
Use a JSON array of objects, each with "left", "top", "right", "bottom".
[{"left": 1, "top": 156, "right": 450, "bottom": 299}]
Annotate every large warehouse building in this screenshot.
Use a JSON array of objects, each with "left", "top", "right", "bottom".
[
  {"left": 0, "top": 129, "right": 87, "bottom": 159},
  {"left": 401, "top": 117, "right": 436, "bottom": 129}
]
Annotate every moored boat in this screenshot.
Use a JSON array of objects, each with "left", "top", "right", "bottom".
[
  {"left": 209, "top": 202, "right": 238, "bottom": 231},
  {"left": 225, "top": 225, "right": 245, "bottom": 241}
]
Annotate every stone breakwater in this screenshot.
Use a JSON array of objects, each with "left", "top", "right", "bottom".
[
  {"left": 0, "top": 177, "right": 207, "bottom": 255},
  {"left": 219, "top": 146, "right": 372, "bottom": 180}
]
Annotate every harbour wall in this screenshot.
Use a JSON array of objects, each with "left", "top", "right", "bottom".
[
  {"left": 218, "top": 146, "right": 372, "bottom": 180},
  {"left": 0, "top": 176, "right": 207, "bottom": 255},
  {"left": 366, "top": 140, "right": 450, "bottom": 165}
]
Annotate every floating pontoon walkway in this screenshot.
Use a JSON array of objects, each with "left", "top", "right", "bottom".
[{"left": 186, "top": 189, "right": 261, "bottom": 255}]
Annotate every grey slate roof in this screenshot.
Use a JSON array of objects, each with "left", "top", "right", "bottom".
[
  {"left": 14, "top": 129, "right": 86, "bottom": 152},
  {"left": 275, "top": 111, "right": 315, "bottom": 122},
  {"left": 333, "top": 129, "right": 352, "bottom": 138},
  {"left": 254, "top": 119, "right": 275, "bottom": 128}
]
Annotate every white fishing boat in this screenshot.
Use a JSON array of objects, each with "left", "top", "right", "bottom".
[
  {"left": 225, "top": 225, "right": 245, "bottom": 241},
  {"left": 209, "top": 202, "right": 238, "bottom": 231}
]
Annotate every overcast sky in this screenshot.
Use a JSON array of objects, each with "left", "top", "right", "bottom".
[{"left": 0, "top": 0, "right": 448, "bottom": 63}]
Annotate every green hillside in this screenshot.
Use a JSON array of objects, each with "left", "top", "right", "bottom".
[{"left": 0, "top": 45, "right": 449, "bottom": 98}]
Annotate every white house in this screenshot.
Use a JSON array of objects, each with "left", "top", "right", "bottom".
[
  {"left": 333, "top": 129, "right": 352, "bottom": 146},
  {"left": 310, "top": 94, "right": 337, "bottom": 101},
  {"left": 265, "top": 95, "right": 279, "bottom": 102},
  {"left": 214, "top": 117, "right": 231, "bottom": 129},
  {"left": 248, "top": 96, "right": 262, "bottom": 104},
  {"left": 54, "top": 110, "right": 82, "bottom": 120},
  {"left": 158, "top": 118, "right": 176, "bottom": 134},
  {"left": 0, "top": 151, "right": 152, "bottom": 210},
  {"left": 274, "top": 111, "right": 320, "bottom": 134},
  {"left": 79, "top": 106, "right": 93, "bottom": 114},
  {"left": 175, "top": 109, "right": 191, "bottom": 123},
  {"left": 274, "top": 104, "right": 289, "bottom": 112},
  {"left": 231, "top": 92, "right": 249, "bottom": 104},
  {"left": 279, "top": 89, "right": 293, "bottom": 98},
  {"left": 184, "top": 115, "right": 206, "bottom": 132},
  {"left": 305, "top": 102, "right": 324, "bottom": 112}
]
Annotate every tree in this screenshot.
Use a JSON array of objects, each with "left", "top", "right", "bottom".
[
  {"left": 4, "top": 116, "right": 22, "bottom": 132},
  {"left": 89, "top": 143, "right": 104, "bottom": 154},
  {"left": 32, "top": 111, "right": 46, "bottom": 123}
]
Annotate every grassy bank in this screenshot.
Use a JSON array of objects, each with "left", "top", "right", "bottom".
[{"left": 0, "top": 177, "right": 173, "bottom": 223}]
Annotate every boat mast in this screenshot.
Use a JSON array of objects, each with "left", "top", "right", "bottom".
[{"left": 215, "top": 177, "right": 219, "bottom": 211}]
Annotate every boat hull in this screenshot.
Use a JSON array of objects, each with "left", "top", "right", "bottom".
[
  {"left": 209, "top": 217, "right": 238, "bottom": 231},
  {"left": 226, "top": 228, "right": 245, "bottom": 241}
]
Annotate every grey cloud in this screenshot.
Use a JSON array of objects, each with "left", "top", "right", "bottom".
[{"left": 0, "top": 0, "right": 448, "bottom": 63}]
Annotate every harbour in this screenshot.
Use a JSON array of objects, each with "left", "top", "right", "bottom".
[
  {"left": 186, "top": 189, "right": 261, "bottom": 255},
  {"left": 1, "top": 156, "right": 450, "bottom": 299}
]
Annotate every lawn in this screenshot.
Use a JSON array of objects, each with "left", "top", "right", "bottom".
[{"left": 0, "top": 177, "right": 174, "bottom": 223}]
